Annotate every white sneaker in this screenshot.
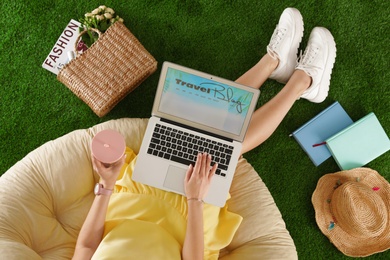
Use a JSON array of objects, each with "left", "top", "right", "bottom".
[
  {"left": 268, "top": 7, "right": 304, "bottom": 84},
  {"left": 297, "top": 27, "right": 337, "bottom": 103}
]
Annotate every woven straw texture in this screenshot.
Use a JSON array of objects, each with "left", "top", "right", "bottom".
[
  {"left": 57, "top": 22, "right": 157, "bottom": 117},
  {"left": 312, "top": 168, "right": 390, "bottom": 257}
]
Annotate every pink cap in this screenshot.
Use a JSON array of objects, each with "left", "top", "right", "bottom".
[{"left": 91, "top": 129, "right": 126, "bottom": 164}]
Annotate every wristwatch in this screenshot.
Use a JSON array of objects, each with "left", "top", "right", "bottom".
[{"left": 94, "top": 183, "right": 113, "bottom": 196}]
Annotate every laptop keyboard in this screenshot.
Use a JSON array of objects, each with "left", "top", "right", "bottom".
[{"left": 147, "top": 124, "right": 234, "bottom": 177}]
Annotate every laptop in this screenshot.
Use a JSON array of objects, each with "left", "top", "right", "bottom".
[{"left": 132, "top": 62, "right": 260, "bottom": 207}]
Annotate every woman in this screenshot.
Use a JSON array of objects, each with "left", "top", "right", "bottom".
[{"left": 73, "top": 7, "right": 336, "bottom": 259}]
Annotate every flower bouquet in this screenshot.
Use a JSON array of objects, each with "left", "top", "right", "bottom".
[{"left": 78, "top": 5, "right": 124, "bottom": 52}]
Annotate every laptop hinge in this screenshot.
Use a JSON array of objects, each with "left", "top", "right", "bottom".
[{"left": 160, "top": 118, "right": 234, "bottom": 143}]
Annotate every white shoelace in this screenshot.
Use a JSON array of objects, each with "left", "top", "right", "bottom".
[
  {"left": 296, "top": 45, "right": 322, "bottom": 77},
  {"left": 267, "top": 26, "right": 286, "bottom": 59}
]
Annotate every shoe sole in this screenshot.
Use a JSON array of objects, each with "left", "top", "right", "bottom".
[{"left": 311, "top": 27, "right": 337, "bottom": 103}]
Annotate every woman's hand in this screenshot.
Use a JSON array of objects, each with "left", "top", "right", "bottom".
[
  {"left": 184, "top": 152, "right": 218, "bottom": 200},
  {"left": 92, "top": 155, "right": 125, "bottom": 189}
]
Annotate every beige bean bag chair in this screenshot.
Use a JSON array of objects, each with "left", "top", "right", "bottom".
[{"left": 0, "top": 118, "right": 297, "bottom": 259}]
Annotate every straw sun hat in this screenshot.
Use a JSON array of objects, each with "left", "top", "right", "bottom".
[{"left": 312, "top": 167, "right": 390, "bottom": 257}]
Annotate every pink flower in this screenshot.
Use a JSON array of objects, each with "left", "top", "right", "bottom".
[{"left": 77, "top": 41, "right": 88, "bottom": 52}]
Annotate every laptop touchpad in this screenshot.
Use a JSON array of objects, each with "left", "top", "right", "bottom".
[{"left": 163, "top": 166, "right": 186, "bottom": 194}]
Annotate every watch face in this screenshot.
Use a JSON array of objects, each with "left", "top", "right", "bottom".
[
  {"left": 94, "top": 183, "right": 113, "bottom": 196},
  {"left": 94, "top": 183, "right": 101, "bottom": 195}
]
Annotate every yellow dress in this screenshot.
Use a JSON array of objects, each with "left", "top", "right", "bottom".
[{"left": 93, "top": 148, "right": 242, "bottom": 259}]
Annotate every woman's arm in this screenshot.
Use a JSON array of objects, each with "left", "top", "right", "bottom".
[
  {"left": 182, "top": 153, "right": 217, "bottom": 260},
  {"left": 72, "top": 192, "right": 112, "bottom": 259},
  {"left": 72, "top": 156, "right": 125, "bottom": 260}
]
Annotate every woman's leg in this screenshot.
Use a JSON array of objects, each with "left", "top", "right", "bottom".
[
  {"left": 233, "top": 7, "right": 305, "bottom": 154},
  {"left": 240, "top": 26, "right": 337, "bottom": 154},
  {"left": 241, "top": 70, "right": 311, "bottom": 154},
  {"left": 235, "top": 54, "right": 278, "bottom": 89}
]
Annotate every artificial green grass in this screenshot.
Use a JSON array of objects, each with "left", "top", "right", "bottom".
[{"left": 1, "top": 0, "right": 389, "bottom": 259}]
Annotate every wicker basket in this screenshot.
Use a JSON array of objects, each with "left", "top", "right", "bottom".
[{"left": 57, "top": 22, "right": 157, "bottom": 117}]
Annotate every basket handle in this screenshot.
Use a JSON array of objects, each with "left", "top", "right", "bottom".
[{"left": 74, "top": 27, "right": 103, "bottom": 55}]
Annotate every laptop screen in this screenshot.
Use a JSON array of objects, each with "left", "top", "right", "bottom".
[{"left": 154, "top": 63, "right": 259, "bottom": 141}]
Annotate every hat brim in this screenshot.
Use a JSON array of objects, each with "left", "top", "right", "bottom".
[{"left": 312, "top": 167, "right": 390, "bottom": 257}]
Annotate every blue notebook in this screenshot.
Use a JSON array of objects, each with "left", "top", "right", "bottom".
[
  {"left": 290, "top": 102, "right": 353, "bottom": 166},
  {"left": 326, "top": 112, "right": 390, "bottom": 170}
]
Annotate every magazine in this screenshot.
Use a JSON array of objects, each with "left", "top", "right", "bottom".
[{"left": 42, "top": 19, "right": 81, "bottom": 75}]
